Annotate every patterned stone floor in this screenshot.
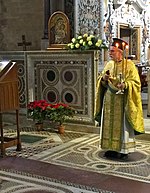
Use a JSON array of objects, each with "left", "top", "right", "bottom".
[
  {"left": 4, "top": 127, "right": 85, "bottom": 158},
  {"left": 2, "top": 127, "right": 150, "bottom": 184},
  {"left": 0, "top": 168, "right": 113, "bottom": 193},
  {"left": 1, "top": 106, "right": 150, "bottom": 192},
  {"left": 30, "top": 133, "right": 150, "bottom": 183},
  {"left": 1, "top": 127, "right": 120, "bottom": 193}
]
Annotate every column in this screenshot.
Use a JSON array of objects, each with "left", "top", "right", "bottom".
[
  {"left": 43, "top": 0, "right": 50, "bottom": 39},
  {"left": 50, "top": 0, "right": 65, "bottom": 14}
]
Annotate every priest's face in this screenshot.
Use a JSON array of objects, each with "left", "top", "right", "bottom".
[{"left": 109, "top": 46, "right": 123, "bottom": 62}]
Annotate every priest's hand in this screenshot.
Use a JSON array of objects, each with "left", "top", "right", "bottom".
[
  {"left": 102, "top": 74, "right": 110, "bottom": 81},
  {"left": 117, "top": 82, "right": 126, "bottom": 90},
  {"left": 102, "top": 70, "right": 110, "bottom": 81}
]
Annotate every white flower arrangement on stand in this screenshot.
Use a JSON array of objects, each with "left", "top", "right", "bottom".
[{"left": 67, "top": 34, "right": 108, "bottom": 51}]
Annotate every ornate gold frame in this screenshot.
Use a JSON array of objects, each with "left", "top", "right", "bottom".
[{"left": 48, "top": 11, "right": 70, "bottom": 49}]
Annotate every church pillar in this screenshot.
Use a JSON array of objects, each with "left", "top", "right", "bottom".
[
  {"left": 74, "top": 0, "right": 105, "bottom": 70},
  {"left": 50, "top": 0, "right": 65, "bottom": 14},
  {"left": 43, "top": 0, "right": 50, "bottom": 39}
]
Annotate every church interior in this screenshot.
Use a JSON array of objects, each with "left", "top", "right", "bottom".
[{"left": 0, "top": 0, "right": 150, "bottom": 192}]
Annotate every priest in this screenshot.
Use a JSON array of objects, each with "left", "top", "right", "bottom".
[{"left": 94, "top": 38, "right": 145, "bottom": 160}]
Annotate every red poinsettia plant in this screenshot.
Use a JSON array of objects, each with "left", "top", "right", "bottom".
[
  {"left": 27, "top": 100, "right": 75, "bottom": 126},
  {"left": 46, "top": 103, "right": 75, "bottom": 126},
  {"left": 27, "top": 100, "right": 49, "bottom": 123}
]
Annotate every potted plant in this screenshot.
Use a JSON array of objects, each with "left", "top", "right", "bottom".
[
  {"left": 46, "top": 103, "right": 75, "bottom": 134},
  {"left": 27, "top": 100, "right": 49, "bottom": 131}
]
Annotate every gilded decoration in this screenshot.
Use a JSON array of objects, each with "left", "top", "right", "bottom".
[
  {"left": 103, "top": 0, "right": 149, "bottom": 63},
  {"left": 48, "top": 11, "right": 70, "bottom": 48},
  {"left": 102, "top": 90, "right": 123, "bottom": 151}
]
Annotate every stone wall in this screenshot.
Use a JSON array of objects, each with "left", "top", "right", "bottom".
[
  {"left": 0, "top": 0, "right": 43, "bottom": 51},
  {"left": 0, "top": 50, "right": 99, "bottom": 127}
]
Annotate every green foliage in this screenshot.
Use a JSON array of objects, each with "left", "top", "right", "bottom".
[
  {"left": 67, "top": 33, "right": 108, "bottom": 51},
  {"left": 27, "top": 100, "right": 49, "bottom": 123},
  {"left": 46, "top": 103, "right": 75, "bottom": 125},
  {"left": 27, "top": 100, "right": 75, "bottom": 125}
]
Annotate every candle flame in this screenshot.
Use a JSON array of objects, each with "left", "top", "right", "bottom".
[
  {"left": 116, "top": 43, "right": 119, "bottom": 48},
  {"left": 126, "top": 45, "right": 129, "bottom": 49},
  {"left": 122, "top": 42, "right": 125, "bottom": 46}
]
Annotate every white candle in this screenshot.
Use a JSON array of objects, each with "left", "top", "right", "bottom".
[
  {"left": 122, "top": 42, "right": 125, "bottom": 77},
  {"left": 125, "top": 45, "right": 129, "bottom": 78}
]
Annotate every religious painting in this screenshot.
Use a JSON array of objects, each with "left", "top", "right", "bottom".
[{"left": 48, "top": 11, "right": 70, "bottom": 48}]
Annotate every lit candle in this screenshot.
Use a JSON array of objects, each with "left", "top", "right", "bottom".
[
  {"left": 122, "top": 42, "right": 125, "bottom": 47},
  {"left": 125, "top": 45, "right": 129, "bottom": 78},
  {"left": 126, "top": 45, "right": 129, "bottom": 52},
  {"left": 116, "top": 43, "right": 119, "bottom": 48},
  {"left": 114, "top": 43, "right": 119, "bottom": 77},
  {"left": 122, "top": 42, "right": 125, "bottom": 77}
]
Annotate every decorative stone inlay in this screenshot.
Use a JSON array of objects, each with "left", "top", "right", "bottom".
[
  {"left": 0, "top": 169, "right": 115, "bottom": 193},
  {"left": 96, "top": 164, "right": 107, "bottom": 168},
  {"left": 26, "top": 51, "right": 97, "bottom": 125},
  {"left": 35, "top": 134, "right": 150, "bottom": 183}
]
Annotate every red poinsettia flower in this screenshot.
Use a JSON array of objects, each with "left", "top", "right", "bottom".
[
  {"left": 28, "top": 100, "right": 75, "bottom": 125},
  {"left": 46, "top": 103, "right": 75, "bottom": 125},
  {"left": 27, "top": 100, "right": 49, "bottom": 123}
]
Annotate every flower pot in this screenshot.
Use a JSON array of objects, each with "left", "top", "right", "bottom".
[
  {"left": 57, "top": 124, "right": 65, "bottom": 134},
  {"left": 35, "top": 123, "right": 43, "bottom": 131}
]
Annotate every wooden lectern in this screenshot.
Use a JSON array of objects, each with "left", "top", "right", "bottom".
[{"left": 0, "top": 60, "right": 21, "bottom": 156}]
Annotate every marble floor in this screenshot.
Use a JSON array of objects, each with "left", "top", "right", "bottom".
[
  {"left": 0, "top": 154, "right": 149, "bottom": 193},
  {"left": 142, "top": 107, "right": 150, "bottom": 133},
  {"left": 0, "top": 105, "right": 150, "bottom": 193}
]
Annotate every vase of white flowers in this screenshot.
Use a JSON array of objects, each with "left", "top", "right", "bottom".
[{"left": 67, "top": 34, "right": 107, "bottom": 51}]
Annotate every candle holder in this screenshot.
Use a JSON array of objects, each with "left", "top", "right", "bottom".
[{"left": 116, "top": 73, "right": 124, "bottom": 95}]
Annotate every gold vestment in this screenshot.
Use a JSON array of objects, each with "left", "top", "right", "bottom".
[{"left": 95, "top": 59, "right": 144, "bottom": 151}]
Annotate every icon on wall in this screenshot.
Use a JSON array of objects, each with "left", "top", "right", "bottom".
[{"left": 48, "top": 11, "right": 70, "bottom": 48}]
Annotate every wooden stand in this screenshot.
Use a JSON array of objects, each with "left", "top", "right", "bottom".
[{"left": 0, "top": 61, "right": 21, "bottom": 156}]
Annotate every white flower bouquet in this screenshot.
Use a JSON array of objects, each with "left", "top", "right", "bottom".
[{"left": 67, "top": 34, "right": 107, "bottom": 51}]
